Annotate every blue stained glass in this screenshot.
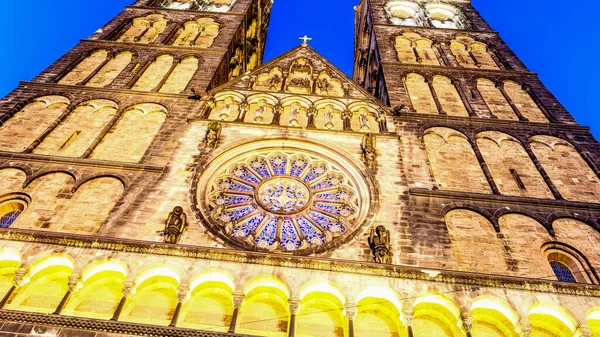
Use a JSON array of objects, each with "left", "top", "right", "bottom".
[
  {"left": 250, "top": 158, "right": 271, "bottom": 179},
  {"left": 297, "top": 216, "right": 325, "bottom": 246},
  {"left": 303, "top": 164, "right": 328, "bottom": 182},
  {"left": 280, "top": 218, "right": 301, "bottom": 250},
  {"left": 270, "top": 155, "right": 288, "bottom": 176},
  {"left": 0, "top": 211, "right": 20, "bottom": 228},
  {"left": 255, "top": 216, "right": 277, "bottom": 248},
  {"left": 313, "top": 202, "right": 355, "bottom": 217},
  {"left": 550, "top": 261, "right": 577, "bottom": 283},
  {"left": 233, "top": 212, "right": 266, "bottom": 238},
  {"left": 219, "top": 205, "right": 256, "bottom": 223},
  {"left": 232, "top": 167, "right": 261, "bottom": 185},
  {"left": 314, "top": 189, "right": 355, "bottom": 201},
  {"left": 307, "top": 211, "right": 345, "bottom": 233},
  {"left": 290, "top": 157, "right": 309, "bottom": 178},
  {"left": 311, "top": 175, "right": 343, "bottom": 190},
  {"left": 215, "top": 194, "right": 253, "bottom": 206},
  {"left": 219, "top": 178, "right": 253, "bottom": 193}
]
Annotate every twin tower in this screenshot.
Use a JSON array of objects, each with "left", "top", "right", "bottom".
[{"left": 0, "top": 0, "right": 599, "bottom": 336}]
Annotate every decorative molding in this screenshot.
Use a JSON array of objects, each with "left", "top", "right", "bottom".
[
  {"left": 19, "top": 81, "right": 190, "bottom": 100},
  {"left": 373, "top": 23, "right": 497, "bottom": 35},
  {"left": 128, "top": 5, "right": 248, "bottom": 16},
  {"left": 1, "top": 228, "right": 600, "bottom": 297},
  {"left": 0, "top": 151, "right": 165, "bottom": 173},
  {"left": 381, "top": 61, "right": 536, "bottom": 76},
  {"left": 410, "top": 188, "right": 600, "bottom": 211},
  {"left": 81, "top": 38, "right": 228, "bottom": 54},
  {"left": 0, "top": 309, "right": 259, "bottom": 337}
]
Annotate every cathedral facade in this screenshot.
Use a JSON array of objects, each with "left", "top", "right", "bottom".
[{"left": 0, "top": 0, "right": 598, "bottom": 336}]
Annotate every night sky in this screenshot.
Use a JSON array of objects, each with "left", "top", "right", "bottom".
[{"left": 1, "top": 0, "right": 597, "bottom": 137}]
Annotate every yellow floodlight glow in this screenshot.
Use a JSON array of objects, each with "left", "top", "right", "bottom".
[
  {"left": 414, "top": 294, "right": 460, "bottom": 319},
  {"left": 0, "top": 248, "right": 22, "bottom": 264},
  {"left": 81, "top": 260, "right": 128, "bottom": 283},
  {"left": 588, "top": 307, "right": 600, "bottom": 321},
  {"left": 244, "top": 275, "right": 289, "bottom": 298},
  {"left": 356, "top": 287, "right": 401, "bottom": 312},
  {"left": 529, "top": 303, "right": 577, "bottom": 332},
  {"left": 189, "top": 270, "right": 235, "bottom": 293},
  {"left": 471, "top": 297, "right": 519, "bottom": 326},
  {"left": 135, "top": 266, "right": 181, "bottom": 287},
  {"left": 28, "top": 255, "right": 74, "bottom": 278},
  {"left": 300, "top": 282, "right": 345, "bottom": 305}
]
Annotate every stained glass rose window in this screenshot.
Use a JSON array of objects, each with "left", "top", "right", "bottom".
[{"left": 195, "top": 143, "right": 372, "bottom": 254}]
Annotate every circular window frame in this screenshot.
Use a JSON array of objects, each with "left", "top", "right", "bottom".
[{"left": 191, "top": 137, "right": 379, "bottom": 255}]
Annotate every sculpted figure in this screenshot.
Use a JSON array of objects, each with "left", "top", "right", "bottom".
[
  {"left": 359, "top": 113, "right": 370, "bottom": 132},
  {"left": 269, "top": 74, "right": 282, "bottom": 90},
  {"left": 368, "top": 225, "right": 391, "bottom": 264},
  {"left": 205, "top": 121, "right": 222, "bottom": 148},
  {"left": 289, "top": 103, "right": 300, "bottom": 126},
  {"left": 317, "top": 78, "right": 330, "bottom": 95},
  {"left": 163, "top": 206, "right": 188, "bottom": 244},
  {"left": 254, "top": 103, "right": 266, "bottom": 123},
  {"left": 324, "top": 106, "right": 334, "bottom": 129},
  {"left": 361, "top": 133, "right": 376, "bottom": 166}
]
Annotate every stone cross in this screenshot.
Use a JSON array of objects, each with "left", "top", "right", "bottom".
[{"left": 299, "top": 35, "right": 312, "bottom": 46}]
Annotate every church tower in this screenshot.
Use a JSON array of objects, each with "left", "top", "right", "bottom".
[{"left": 0, "top": 0, "right": 600, "bottom": 336}]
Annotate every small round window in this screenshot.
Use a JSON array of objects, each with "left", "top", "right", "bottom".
[{"left": 0, "top": 199, "right": 27, "bottom": 228}]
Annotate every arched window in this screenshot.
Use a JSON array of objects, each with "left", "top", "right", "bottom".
[
  {"left": 154, "top": 0, "right": 236, "bottom": 12},
  {"left": 0, "top": 199, "right": 27, "bottom": 228},
  {"left": 116, "top": 14, "right": 167, "bottom": 44},
  {"left": 424, "top": 3, "right": 471, "bottom": 29},
  {"left": 385, "top": 1, "right": 425, "bottom": 26},
  {"left": 544, "top": 244, "right": 597, "bottom": 284},
  {"left": 172, "top": 18, "right": 220, "bottom": 48}
]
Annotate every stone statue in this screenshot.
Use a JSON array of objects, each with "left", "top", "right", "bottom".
[
  {"left": 205, "top": 121, "right": 222, "bottom": 148},
  {"left": 359, "top": 113, "right": 370, "bottom": 132},
  {"left": 254, "top": 103, "right": 265, "bottom": 123},
  {"left": 289, "top": 103, "right": 300, "bottom": 126},
  {"left": 324, "top": 106, "right": 334, "bottom": 129},
  {"left": 361, "top": 133, "right": 376, "bottom": 166},
  {"left": 317, "top": 78, "right": 330, "bottom": 95},
  {"left": 163, "top": 206, "right": 188, "bottom": 244},
  {"left": 269, "top": 74, "right": 282, "bottom": 91},
  {"left": 368, "top": 225, "right": 391, "bottom": 264}
]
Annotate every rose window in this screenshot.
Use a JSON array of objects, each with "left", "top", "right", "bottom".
[{"left": 199, "top": 149, "right": 367, "bottom": 253}]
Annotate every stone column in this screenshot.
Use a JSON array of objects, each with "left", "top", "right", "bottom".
[
  {"left": 470, "top": 139, "right": 501, "bottom": 194},
  {"left": 53, "top": 273, "right": 80, "bottom": 315},
  {"left": 377, "top": 112, "right": 388, "bottom": 132},
  {"left": 24, "top": 102, "right": 77, "bottom": 153},
  {"left": 519, "top": 318, "right": 532, "bottom": 337},
  {"left": 79, "top": 55, "right": 113, "bottom": 86},
  {"left": 523, "top": 85, "right": 555, "bottom": 122},
  {"left": 288, "top": 300, "right": 300, "bottom": 337},
  {"left": 0, "top": 268, "right": 27, "bottom": 309},
  {"left": 169, "top": 285, "right": 190, "bottom": 327},
  {"left": 272, "top": 103, "right": 283, "bottom": 125},
  {"left": 496, "top": 82, "right": 528, "bottom": 121},
  {"left": 462, "top": 314, "right": 473, "bottom": 337},
  {"left": 111, "top": 281, "right": 135, "bottom": 321},
  {"left": 152, "top": 59, "right": 180, "bottom": 92},
  {"left": 523, "top": 143, "right": 563, "bottom": 200},
  {"left": 433, "top": 43, "right": 450, "bottom": 67},
  {"left": 452, "top": 80, "right": 476, "bottom": 117},
  {"left": 577, "top": 325, "right": 593, "bottom": 337},
  {"left": 228, "top": 294, "right": 245, "bottom": 333},
  {"left": 426, "top": 78, "right": 446, "bottom": 115},
  {"left": 307, "top": 106, "right": 317, "bottom": 129},
  {"left": 345, "top": 303, "right": 357, "bottom": 337},
  {"left": 402, "top": 309, "right": 414, "bottom": 337},
  {"left": 236, "top": 101, "right": 250, "bottom": 122},
  {"left": 342, "top": 110, "right": 353, "bottom": 131},
  {"left": 81, "top": 107, "right": 126, "bottom": 158}
]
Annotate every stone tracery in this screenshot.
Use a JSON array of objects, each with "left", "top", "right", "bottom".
[{"left": 198, "top": 145, "right": 370, "bottom": 254}]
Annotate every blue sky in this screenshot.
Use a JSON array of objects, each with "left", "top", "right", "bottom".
[{"left": 1, "top": 0, "right": 598, "bottom": 137}]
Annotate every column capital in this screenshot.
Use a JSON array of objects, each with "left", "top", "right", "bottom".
[
  {"left": 577, "top": 325, "right": 593, "bottom": 337},
  {"left": 233, "top": 294, "right": 245, "bottom": 308},
  {"left": 401, "top": 309, "right": 414, "bottom": 326},
  {"left": 67, "top": 273, "right": 81, "bottom": 292},
  {"left": 121, "top": 280, "right": 136, "bottom": 299},
  {"left": 518, "top": 318, "right": 532, "bottom": 337},
  {"left": 345, "top": 303, "right": 357, "bottom": 320},
  {"left": 177, "top": 285, "right": 190, "bottom": 303},
  {"left": 13, "top": 268, "right": 27, "bottom": 287},
  {"left": 289, "top": 300, "right": 300, "bottom": 315},
  {"left": 461, "top": 314, "right": 473, "bottom": 332}
]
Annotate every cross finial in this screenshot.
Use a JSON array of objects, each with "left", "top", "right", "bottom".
[{"left": 299, "top": 35, "right": 312, "bottom": 46}]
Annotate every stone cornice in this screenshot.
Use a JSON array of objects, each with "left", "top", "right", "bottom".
[
  {"left": 373, "top": 23, "right": 497, "bottom": 36},
  {"left": 127, "top": 5, "right": 248, "bottom": 17},
  {"left": 1, "top": 228, "right": 600, "bottom": 297},
  {"left": 19, "top": 81, "right": 192, "bottom": 100},
  {"left": 0, "top": 151, "right": 165, "bottom": 173},
  {"left": 186, "top": 118, "right": 400, "bottom": 139},
  {"left": 380, "top": 61, "right": 536, "bottom": 77},
  {"left": 0, "top": 309, "right": 258, "bottom": 337},
  {"left": 410, "top": 188, "right": 600, "bottom": 211},
  {"left": 396, "top": 112, "right": 589, "bottom": 132},
  {"left": 80, "top": 38, "right": 229, "bottom": 54}
]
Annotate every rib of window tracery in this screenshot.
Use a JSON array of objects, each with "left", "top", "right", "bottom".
[{"left": 207, "top": 153, "right": 359, "bottom": 252}]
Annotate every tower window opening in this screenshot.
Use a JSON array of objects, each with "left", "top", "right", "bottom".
[
  {"left": 549, "top": 261, "right": 577, "bottom": 283},
  {"left": 510, "top": 169, "right": 526, "bottom": 190}
]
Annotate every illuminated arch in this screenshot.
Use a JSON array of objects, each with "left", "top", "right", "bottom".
[
  {"left": 237, "top": 275, "right": 290, "bottom": 337},
  {"left": 385, "top": 1, "right": 424, "bottom": 26},
  {"left": 528, "top": 302, "right": 578, "bottom": 337},
  {"left": 0, "top": 248, "right": 22, "bottom": 297},
  {"left": 209, "top": 91, "right": 246, "bottom": 121},
  {"left": 297, "top": 282, "right": 346, "bottom": 337},
  {"left": 279, "top": 96, "right": 312, "bottom": 127},
  {"left": 412, "top": 294, "right": 463, "bottom": 337},
  {"left": 587, "top": 307, "right": 600, "bottom": 337},
  {"left": 179, "top": 270, "right": 236, "bottom": 331},
  {"left": 120, "top": 264, "right": 181, "bottom": 326},
  {"left": 7, "top": 253, "right": 74, "bottom": 313},
  {"left": 64, "top": 259, "right": 128, "bottom": 319},
  {"left": 470, "top": 296, "right": 519, "bottom": 337},
  {"left": 354, "top": 287, "right": 405, "bottom": 337}
]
